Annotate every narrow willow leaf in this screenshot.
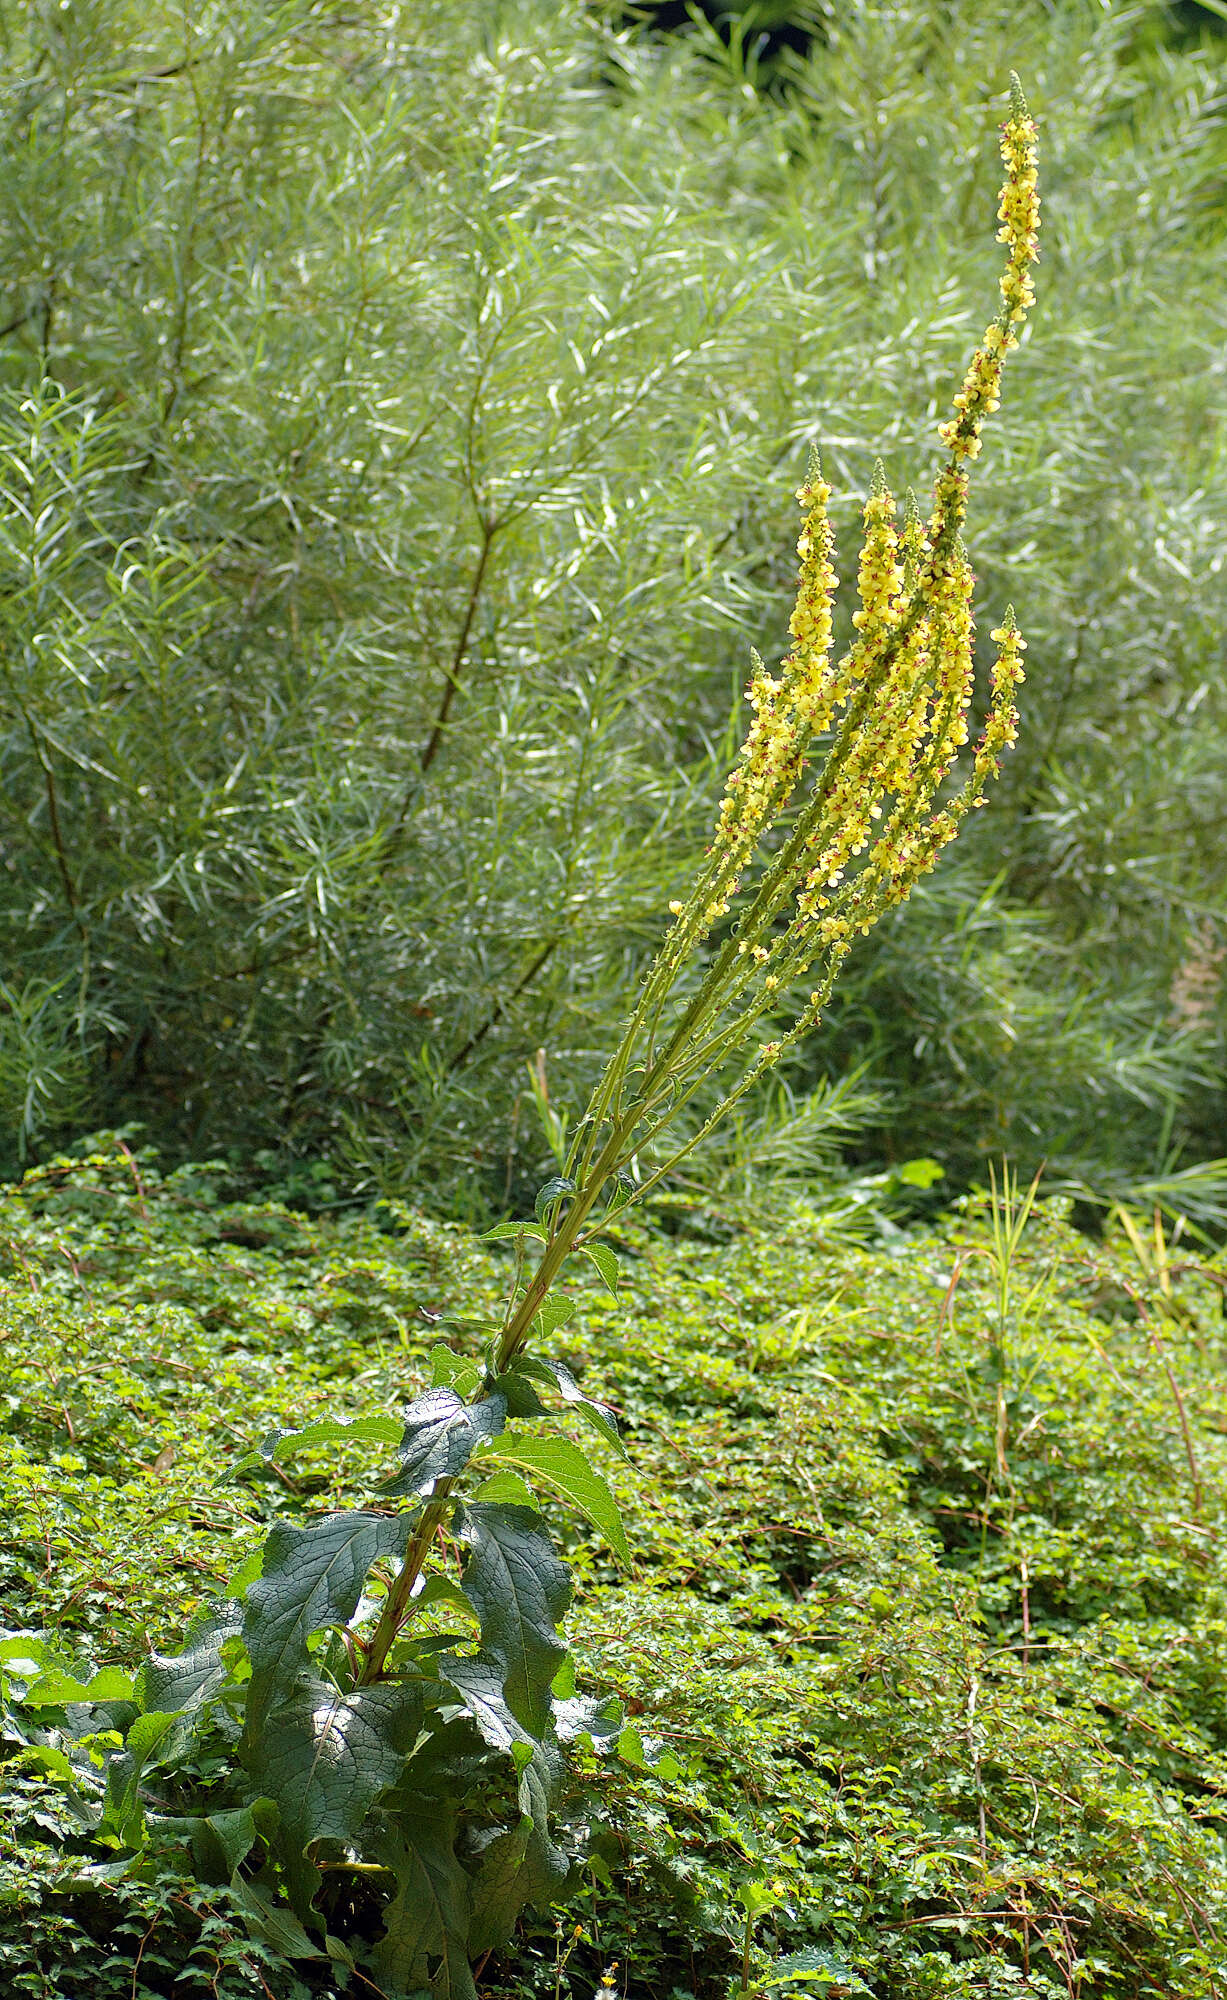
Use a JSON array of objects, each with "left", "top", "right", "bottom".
[
  {"left": 383, "top": 1389, "right": 506, "bottom": 1498},
  {"left": 242, "top": 1512, "right": 409, "bottom": 1733},
  {"left": 453, "top": 1503, "right": 570, "bottom": 1740},
  {"left": 533, "top": 1175, "right": 576, "bottom": 1222},
  {"left": 581, "top": 1242, "right": 620, "bottom": 1298},
  {"left": 482, "top": 1434, "right": 630, "bottom": 1566}
]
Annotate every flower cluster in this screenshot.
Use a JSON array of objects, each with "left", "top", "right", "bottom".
[{"left": 570, "top": 78, "right": 1039, "bottom": 1204}]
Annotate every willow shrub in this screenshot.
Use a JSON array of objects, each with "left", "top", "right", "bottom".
[
  {"left": 0, "top": 94, "right": 1045, "bottom": 1995},
  {"left": 0, "top": 0, "right": 1225, "bottom": 1210}
]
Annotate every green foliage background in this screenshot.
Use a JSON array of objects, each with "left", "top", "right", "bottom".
[{"left": 1, "top": 0, "right": 1225, "bottom": 1210}]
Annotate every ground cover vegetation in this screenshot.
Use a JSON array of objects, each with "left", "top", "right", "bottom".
[
  {"left": 1, "top": 0, "right": 1225, "bottom": 1214},
  {"left": 2, "top": 1139, "right": 1227, "bottom": 1997}
]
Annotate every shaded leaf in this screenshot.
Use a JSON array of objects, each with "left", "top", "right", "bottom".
[
  {"left": 534, "top": 1176, "right": 576, "bottom": 1222},
  {"left": 514, "top": 1355, "right": 624, "bottom": 1458},
  {"left": 139, "top": 1601, "right": 243, "bottom": 1717},
  {"left": 370, "top": 1805, "right": 476, "bottom": 2000}
]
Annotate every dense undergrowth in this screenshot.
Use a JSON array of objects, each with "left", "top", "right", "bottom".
[{"left": 3, "top": 1136, "right": 1226, "bottom": 1997}]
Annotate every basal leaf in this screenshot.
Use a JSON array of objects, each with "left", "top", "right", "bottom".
[
  {"left": 370, "top": 1805, "right": 476, "bottom": 2000},
  {"left": 466, "top": 1818, "right": 566, "bottom": 1958},
  {"left": 242, "top": 1511, "right": 409, "bottom": 1734},
  {"left": 383, "top": 1389, "right": 506, "bottom": 1499},
  {"left": 483, "top": 1434, "right": 630, "bottom": 1565},
  {"left": 454, "top": 1503, "right": 570, "bottom": 1740},
  {"left": 249, "top": 1676, "right": 424, "bottom": 1915},
  {"left": 228, "top": 1874, "right": 327, "bottom": 1962}
]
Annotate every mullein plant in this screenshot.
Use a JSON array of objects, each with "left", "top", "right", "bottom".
[{"left": 25, "top": 82, "right": 1038, "bottom": 1999}]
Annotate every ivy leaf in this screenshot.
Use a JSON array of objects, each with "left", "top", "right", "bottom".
[
  {"left": 242, "top": 1512, "right": 409, "bottom": 1734},
  {"left": 383, "top": 1390, "right": 506, "bottom": 1499},
  {"left": 534, "top": 1176, "right": 576, "bottom": 1222},
  {"left": 454, "top": 1503, "right": 570, "bottom": 1741},
  {"left": 249, "top": 1677, "right": 424, "bottom": 1916},
  {"left": 482, "top": 1434, "right": 629, "bottom": 1566}
]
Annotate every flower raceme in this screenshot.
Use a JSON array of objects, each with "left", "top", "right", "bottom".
[{"left": 496, "top": 76, "right": 1039, "bottom": 1361}]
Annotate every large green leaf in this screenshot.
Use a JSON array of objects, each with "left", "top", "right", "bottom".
[
  {"left": 138, "top": 1601, "right": 243, "bottom": 1717},
  {"left": 466, "top": 1819, "right": 564, "bottom": 1958},
  {"left": 242, "top": 1511, "right": 409, "bottom": 1734},
  {"left": 435, "top": 1655, "right": 526, "bottom": 1756},
  {"left": 370, "top": 1805, "right": 476, "bottom": 2000},
  {"left": 249, "top": 1676, "right": 424, "bottom": 1915},
  {"left": 454, "top": 1503, "right": 570, "bottom": 1740},
  {"left": 101, "top": 1709, "right": 182, "bottom": 1848},
  {"left": 482, "top": 1434, "right": 630, "bottom": 1565},
  {"left": 383, "top": 1390, "right": 506, "bottom": 1499}
]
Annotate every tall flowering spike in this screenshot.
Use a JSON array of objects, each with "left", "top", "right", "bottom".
[{"left": 938, "top": 81, "right": 1039, "bottom": 467}]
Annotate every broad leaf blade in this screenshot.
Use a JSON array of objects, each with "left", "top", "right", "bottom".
[
  {"left": 384, "top": 1389, "right": 506, "bottom": 1498},
  {"left": 370, "top": 1806, "right": 476, "bottom": 2000},
  {"left": 249, "top": 1676, "right": 424, "bottom": 1915},
  {"left": 454, "top": 1503, "right": 570, "bottom": 1740},
  {"left": 242, "top": 1511, "right": 409, "bottom": 1733}
]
